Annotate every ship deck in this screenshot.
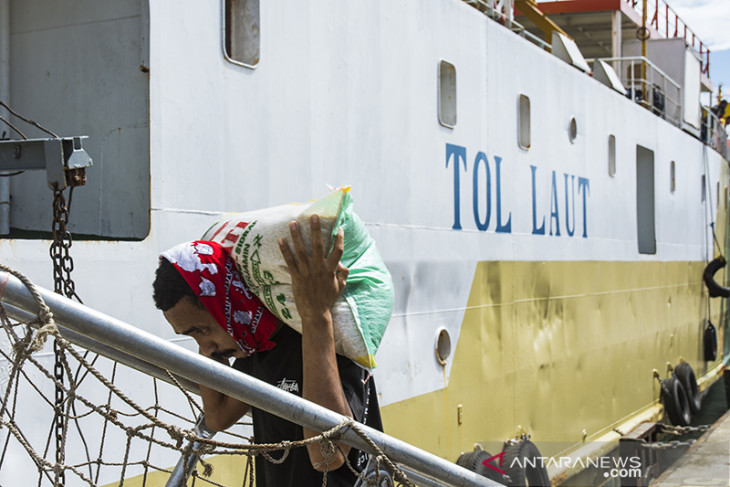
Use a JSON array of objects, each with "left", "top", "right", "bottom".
[{"left": 514, "top": 0, "right": 714, "bottom": 91}]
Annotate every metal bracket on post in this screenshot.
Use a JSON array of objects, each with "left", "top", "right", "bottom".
[{"left": 0, "top": 136, "right": 93, "bottom": 189}]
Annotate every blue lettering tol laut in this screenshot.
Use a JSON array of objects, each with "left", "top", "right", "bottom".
[
  {"left": 446, "top": 143, "right": 467, "bottom": 230},
  {"left": 531, "top": 165, "right": 589, "bottom": 238},
  {"left": 446, "top": 143, "right": 588, "bottom": 237},
  {"left": 472, "top": 151, "right": 491, "bottom": 231}
]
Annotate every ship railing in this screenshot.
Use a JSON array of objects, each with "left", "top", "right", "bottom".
[
  {"left": 622, "top": 0, "right": 710, "bottom": 76},
  {"left": 702, "top": 108, "right": 728, "bottom": 160},
  {"left": 510, "top": 22, "right": 551, "bottom": 51},
  {"left": 461, "top": 0, "right": 551, "bottom": 51},
  {"left": 463, "top": 0, "right": 513, "bottom": 27},
  {"left": 0, "top": 270, "right": 500, "bottom": 487},
  {"left": 591, "top": 56, "right": 682, "bottom": 127}
]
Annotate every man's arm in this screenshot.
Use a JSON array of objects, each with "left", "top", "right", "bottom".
[
  {"left": 199, "top": 356, "right": 251, "bottom": 432},
  {"left": 279, "top": 215, "right": 353, "bottom": 472}
]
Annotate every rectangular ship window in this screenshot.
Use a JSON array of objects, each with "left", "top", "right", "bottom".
[
  {"left": 670, "top": 160, "right": 676, "bottom": 193},
  {"left": 608, "top": 134, "right": 616, "bottom": 177},
  {"left": 225, "top": 0, "right": 260, "bottom": 68},
  {"left": 438, "top": 60, "right": 457, "bottom": 128},
  {"left": 518, "top": 94, "right": 531, "bottom": 150},
  {"left": 636, "top": 145, "right": 656, "bottom": 255}
]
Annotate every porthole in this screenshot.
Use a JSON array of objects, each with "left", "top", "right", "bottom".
[
  {"left": 568, "top": 117, "right": 577, "bottom": 143},
  {"left": 435, "top": 327, "right": 452, "bottom": 365}
]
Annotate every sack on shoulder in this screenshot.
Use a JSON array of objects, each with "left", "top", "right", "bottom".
[{"left": 202, "top": 188, "right": 393, "bottom": 369}]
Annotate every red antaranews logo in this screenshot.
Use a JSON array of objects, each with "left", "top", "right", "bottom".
[{"left": 482, "top": 451, "right": 507, "bottom": 475}]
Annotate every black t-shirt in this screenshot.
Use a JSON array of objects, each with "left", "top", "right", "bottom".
[{"left": 233, "top": 325, "right": 383, "bottom": 487}]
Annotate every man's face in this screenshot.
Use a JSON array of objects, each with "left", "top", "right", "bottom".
[{"left": 163, "top": 297, "right": 246, "bottom": 360}]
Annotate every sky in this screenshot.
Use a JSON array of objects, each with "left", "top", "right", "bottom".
[{"left": 670, "top": 0, "right": 730, "bottom": 103}]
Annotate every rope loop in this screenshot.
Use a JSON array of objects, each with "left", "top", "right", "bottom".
[{"left": 0, "top": 264, "right": 59, "bottom": 355}]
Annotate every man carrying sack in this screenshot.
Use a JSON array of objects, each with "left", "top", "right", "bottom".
[{"left": 153, "top": 215, "right": 383, "bottom": 486}]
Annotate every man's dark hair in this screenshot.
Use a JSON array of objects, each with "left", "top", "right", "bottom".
[{"left": 153, "top": 258, "right": 205, "bottom": 311}]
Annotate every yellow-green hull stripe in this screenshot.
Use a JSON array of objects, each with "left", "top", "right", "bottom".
[{"left": 381, "top": 260, "right": 724, "bottom": 461}]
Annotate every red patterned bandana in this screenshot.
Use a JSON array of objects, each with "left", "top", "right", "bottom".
[{"left": 161, "top": 240, "right": 278, "bottom": 356}]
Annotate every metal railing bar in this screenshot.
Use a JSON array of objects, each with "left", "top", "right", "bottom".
[
  {"left": 591, "top": 56, "right": 680, "bottom": 91},
  {"left": 587, "top": 55, "right": 683, "bottom": 127},
  {"left": 0, "top": 271, "right": 499, "bottom": 487}
]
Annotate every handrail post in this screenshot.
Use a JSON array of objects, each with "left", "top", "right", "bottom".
[{"left": 166, "top": 414, "right": 215, "bottom": 487}]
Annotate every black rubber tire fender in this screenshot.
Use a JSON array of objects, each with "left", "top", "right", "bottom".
[
  {"left": 501, "top": 439, "right": 550, "bottom": 487},
  {"left": 456, "top": 450, "right": 509, "bottom": 485},
  {"left": 661, "top": 377, "right": 691, "bottom": 426},
  {"left": 674, "top": 362, "right": 701, "bottom": 414},
  {"left": 703, "top": 256, "right": 730, "bottom": 298},
  {"left": 704, "top": 321, "right": 718, "bottom": 362}
]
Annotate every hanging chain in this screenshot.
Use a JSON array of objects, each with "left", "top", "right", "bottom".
[
  {"left": 49, "top": 187, "right": 81, "bottom": 487},
  {"left": 50, "top": 188, "right": 81, "bottom": 302},
  {"left": 52, "top": 337, "right": 66, "bottom": 486}
]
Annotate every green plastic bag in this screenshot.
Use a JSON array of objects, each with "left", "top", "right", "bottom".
[{"left": 202, "top": 188, "right": 393, "bottom": 368}]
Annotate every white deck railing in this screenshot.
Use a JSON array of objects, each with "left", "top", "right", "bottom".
[{"left": 594, "top": 56, "right": 682, "bottom": 127}]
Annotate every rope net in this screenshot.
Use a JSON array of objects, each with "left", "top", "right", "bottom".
[
  {"left": 0, "top": 267, "right": 404, "bottom": 487},
  {"left": 0, "top": 301, "right": 254, "bottom": 486}
]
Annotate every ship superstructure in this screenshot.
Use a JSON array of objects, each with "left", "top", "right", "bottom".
[{"left": 0, "top": 0, "right": 728, "bottom": 485}]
